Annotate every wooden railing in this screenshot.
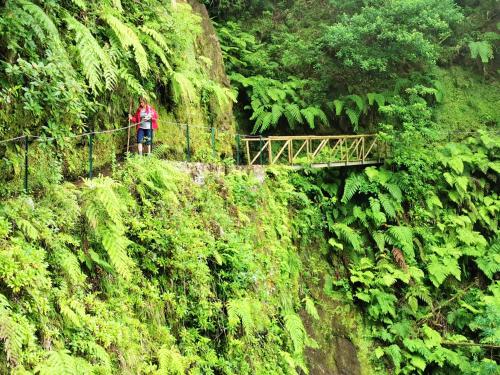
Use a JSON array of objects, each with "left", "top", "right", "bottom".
[{"left": 241, "top": 134, "right": 387, "bottom": 167}]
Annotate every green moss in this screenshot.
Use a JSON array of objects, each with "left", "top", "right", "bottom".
[{"left": 433, "top": 66, "right": 500, "bottom": 131}]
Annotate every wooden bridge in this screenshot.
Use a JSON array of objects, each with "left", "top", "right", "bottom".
[{"left": 241, "top": 134, "right": 387, "bottom": 168}]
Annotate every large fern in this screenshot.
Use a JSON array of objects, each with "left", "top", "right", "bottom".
[
  {"left": 171, "top": 71, "right": 197, "bottom": 105},
  {"left": 82, "top": 178, "right": 134, "bottom": 280},
  {"left": 66, "top": 15, "right": 117, "bottom": 92},
  {"left": 141, "top": 34, "right": 172, "bottom": 74},
  {"left": 17, "top": 0, "right": 74, "bottom": 75},
  {"left": 469, "top": 41, "right": 494, "bottom": 64},
  {"left": 332, "top": 223, "right": 362, "bottom": 252},
  {"left": 0, "top": 295, "right": 28, "bottom": 367},
  {"left": 102, "top": 13, "right": 149, "bottom": 76},
  {"left": 118, "top": 68, "right": 148, "bottom": 97},
  {"left": 227, "top": 297, "right": 267, "bottom": 334},
  {"left": 283, "top": 313, "right": 307, "bottom": 354},
  {"left": 35, "top": 350, "right": 93, "bottom": 375},
  {"left": 341, "top": 174, "right": 367, "bottom": 203},
  {"left": 157, "top": 345, "right": 189, "bottom": 374}
]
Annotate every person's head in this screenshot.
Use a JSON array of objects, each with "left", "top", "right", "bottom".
[{"left": 139, "top": 97, "right": 147, "bottom": 108}]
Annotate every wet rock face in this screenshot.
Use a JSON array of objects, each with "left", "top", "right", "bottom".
[
  {"left": 300, "top": 281, "right": 363, "bottom": 375},
  {"left": 186, "top": 0, "right": 230, "bottom": 87},
  {"left": 305, "top": 335, "right": 362, "bottom": 375},
  {"left": 185, "top": 0, "right": 236, "bottom": 132},
  {"left": 331, "top": 337, "right": 362, "bottom": 375}
]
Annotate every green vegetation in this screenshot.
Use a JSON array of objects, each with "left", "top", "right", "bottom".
[
  {"left": 0, "top": 0, "right": 499, "bottom": 374},
  {"left": 211, "top": 0, "right": 498, "bottom": 134},
  {"left": 0, "top": 159, "right": 324, "bottom": 373},
  {"left": 0, "top": 0, "right": 236, "bottom": 190}
]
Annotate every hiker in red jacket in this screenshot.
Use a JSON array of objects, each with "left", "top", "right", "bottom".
[{"left": 129, "top": 97, "right": 158, "bottom": 155}]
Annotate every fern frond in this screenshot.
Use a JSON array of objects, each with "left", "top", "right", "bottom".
[
  {"left": 66, "top": 15, "right": 117, "bottom": 92},
  {"left": 71, "top": 0, "right": 87, "bottom": 10},
  {"left": 369, "top": 197, "right": 387, "bottom": 226},
  {"left": 75, "top": 339, "right": 111, "bottom": 370},
  {"left": 53, "top": 246, "right": 86, "bottom": 286},
  {"left": 0, "top": 297, "right": 28, "bottom": 367},
  {"left": 284, "top": 103, "right": 303, "bottom": 127},
  {"left": 35, "top": 350, "right": 91, "bottom": 375},
  {"left": 378, "top": 193, "right": 397, "bottom": 219},
  {"left": 82, "top": 178, "right": 134, "bottom": 280},
  {"left": 342, "top": 174, "right": 366, "bottom": 203},
  {"left": 227, "top": 298, "right": 266, "bottom": 334},
  {"left": 304, "top": 297, "right": 319, "bottom": 320},
  {"left": 259, "top": 112, "right": 274, "bottom": 132},
  {"left": 367, "top": 92, "right": 386, "bottom": 107},
  {"left": 345, "top": 108, "right": 361, "bottom": 128},
  {"left": 103, "top": 13, "right": 149, "bottom": 76},
  {"left": 333, "top": 99, "right": 344, "bottom": 116},
  {"left": 19, "top": 0, "right": 61, "bottom": 48},
  {"left": 142, "top": 35, "right": 172, "bottom": 73},
  {"left": 118, "top": 68, "right": 147, "bottom": 97},
  {"left": 111, "top": 0, "right": 123, "bottom": 12},
  {"left": 157, "top": 345, "right": 189, "bottom": 374},
  {"left": 372, "top": 231, "right": 386, "bottom": 252},
  {"left": 140, "top": 26, "right": 172, "bottom": 53},
  {"left": 346, "top": 94, "right": 366, "bottom": 112},
  {"left": 387, "top": 226, "right": 414, "bottom": 259},
  {"left": 171, "top": 71, "right": 196, "bottom": 104},
  {"left": 383, "top": 182, "right": 403, "bottom": 203},
  {"left": 271, "top": 104, "right": 283, "bottom": 125},
  {"left": 469, "top": 41, "right": 493, "bottom": 63},
  {"left": 101, "top": 228, "right": 133, "bottom": 280},
  {"left": 300, "top": 107, "right": 328, "bottom": 128},
  {"left": 284, "top": 313, "right": 306, "bottom": 354},
  {"left": 332, "top": 223, "right": 362, "bottom": 252}
]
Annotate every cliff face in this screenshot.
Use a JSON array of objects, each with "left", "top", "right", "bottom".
[
  {"left": 187, "top": 0, "right": 230, "bottom": 88},
  {"left": 172, "top": 0, "right": 235, "bottom": 134},
  {"left": 188, "top": 0, "right": 235, "bottom": 133}
]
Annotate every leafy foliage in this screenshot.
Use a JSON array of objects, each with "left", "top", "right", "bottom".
[
  {"left": 292, "top": 129, "right": 500, "bottom": 373},
  {"left": 0, "top": 159, "right": 315, "bottom": 373}
]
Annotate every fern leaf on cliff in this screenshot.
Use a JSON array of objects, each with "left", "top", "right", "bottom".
[
  {"left": 66, "top": 15, "right": 117, "bottom": 92},
  {"left": 103, "top": 13, "right": 149, "bottom": 76}
]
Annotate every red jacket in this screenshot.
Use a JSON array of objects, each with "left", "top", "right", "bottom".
[{"left": 131, "top": 105, "right": 158, "bottom": 131}]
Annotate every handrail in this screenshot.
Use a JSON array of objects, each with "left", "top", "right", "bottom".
[{"left": 240, "top": 134, "right": 385, "bottom": 166}]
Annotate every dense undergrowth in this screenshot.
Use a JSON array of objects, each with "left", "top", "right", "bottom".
[
  {"left": 0, "top": 158, "right": 321, "bottom": 374},
  {"left": 210, "top": 0, "right": 498, "bottom": 134},
  {"left": 0, "top": 0, "right": 236, "bottom": 193},
  {"left": 0, "top": 0, "right": 499, "bottom": 374},
  {"left": 297, "top": 130, "right": 500, "bottom": 374},
  {"left": 0, "top": 127, "right": 498, "bottom": 373}
]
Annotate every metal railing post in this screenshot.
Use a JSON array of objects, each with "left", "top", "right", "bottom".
[
  {"left": 24, "top": 135, "right": 28, "bottom": 194},
  {"left": 88, "top": 133, "right": 93, "bottom": 179},
  {"left": 211, "top": 127, "right": 216, "bottom": 157},
  {"left": 186, "top": 123, "right": 191, "bottom": 162},
  {"left": 150, "top": 127, "right": 154, "bottom": 154},
  {"left": 235, "top": 134, "right": 241, "bottom": 165}
]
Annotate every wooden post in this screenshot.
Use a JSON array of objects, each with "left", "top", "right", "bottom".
[
  {"left": 268, "top": 139, "right": 272, "bottom": 164},
  {"left": 362, "top": 137, "right": 365, "bottom": 164},
  {"left": 346, "top": 138, "right": 349, "bottom": 164},
  {"left": 259, "top": 136, "right": 263, "bottom": 165}
]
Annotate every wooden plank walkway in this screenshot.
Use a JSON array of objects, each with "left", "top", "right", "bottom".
[{"left": 241, "top": 134, "right": 387, "bottom": 168}]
